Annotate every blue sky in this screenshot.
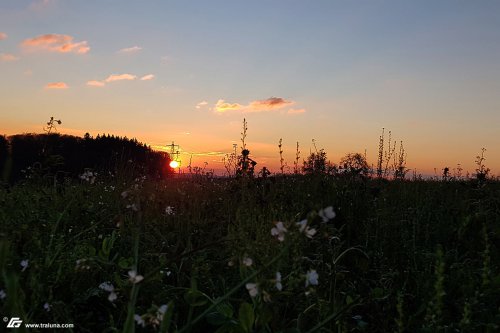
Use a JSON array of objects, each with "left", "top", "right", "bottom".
[{"left": 1, "top": 0, "right": 500, "bottom": 174}]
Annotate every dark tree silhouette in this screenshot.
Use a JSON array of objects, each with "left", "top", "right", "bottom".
[
  {"left": 2, "top": 133, "right": 174, "bottom": 183},
  {"left": 303, "top": 149, "right": 335, "bottom": 175}
]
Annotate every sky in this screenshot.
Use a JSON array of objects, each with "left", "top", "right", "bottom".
[{"left": 1, "top": 0, "right": 500, "bottom": 176}]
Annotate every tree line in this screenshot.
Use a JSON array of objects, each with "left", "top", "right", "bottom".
[{"left": 0, "top": 133, "right": 174, "bottom": 184}]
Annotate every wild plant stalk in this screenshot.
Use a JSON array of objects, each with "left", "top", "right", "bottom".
[
  {"left": 312, "top": 139, "right": 318, "bottom": 154},
  {"left": 395, "top": 292, "right": 405, "bottom": 333},
  {"left": 42, "top": 116, "right": 62, "bottom": 155},
  {"left": 236, "top": 118, "right": 256, "bottom": 177},
  {"left": 43, "top": 116, "right": 62, "bottom": 134},
  {"left": 393, "top": 141, "right": 407, "bottom": 180},
  {"left": 278, "top": 138, "right": 285, "bottom": 174},
  {"left": 223, "top": 144, "right": 238, "bottom": 177},
  {"left": 383, "top": 131, "right": 396, "bottom": 178},
  {"left": 294, "top": 141, "right": 300, "bottom": 174},
  {"left": 475, "top": 147, "right": 490, "bottom": 182},
  {"left": 481, "top": 223, "right": 491, "bottom": 287},
  {"left": 241, "top": 118, "right": 248, "bottom": 151},
  {"left": 424, "top": 245, "right": 446, "bottom": 330},
  {"left": 377, "top": 128, "right": 384, "bottom": 178},
  {"left": 455, "top": 163, "right": 463, "bottom": 180}
]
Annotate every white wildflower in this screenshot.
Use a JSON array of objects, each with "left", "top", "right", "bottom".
[
  {"left": 20, "top": 259, "right": 29, "bottom": 272},
  {"left": 318, "top": 206, "right": 336, "bottom": 222},
  {"left": 0, "top": 289, "right": 6, "bottom": 300},
  {"left": 128, "top": 270, "right": 144, "bottom": 284},
  {"left": 305, "top": 269, "right": 319, "bottom": 287},
  {"left": 157, "top": 304, "right": 168, "bottom": 320},
  {"left": 108, "top": 291, "right": 118, "bottom": 302},
  {"left": 296, "top": 220, "right": 316, "bottom": 239},
  {"left": 43, "top": 302, "right": 51, "bottom": 312},
  {"left": 121, "top": 191, "right": 129, "bottom": 198},
  {"left": 242, "top": 257, "right": 253, "bottom": 267},
  {"left": 275, "top": 272, "right": 283, "bottom": 291},
  {"left": 99, "top": 281, "right": 118, "bottom": 302},
  {"left": 80, "top": 171, "right": 96, "bottom": 184},
  {"left": 305, "top": 227, "right": 317, "bottom": 238},
  {"left": 99, "top": 282, "right": 114, "bottom": 292},
  {"left": 245, "top": 283, "right": 258, "bottom": 298},
  {"left": 158, "top": 304, "right": 168, "bottom": 315},
  {"left": 134, "top": 314, "right": 146, "bottom": 327},
  {"left": 165, "top": 206, "right": 175, "bottom": 215},
  {"left": 297, "top": 219, "right": 307, "bottom": 232},
  {"left": 76, "top": 259, "right": 90, "bottom": 270},
  {"left": 271, "top": 221, "right": 287, "bottom": 242}
]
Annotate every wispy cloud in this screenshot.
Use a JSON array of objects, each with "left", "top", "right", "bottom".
[
  {"left": 140, "top": 74, "right": 154, "bottom": 81},
  {"left": 196, "top": 101, "right": 208, "bottom": 109},
  {"left": 87, "top": 80, "right": 105, "bottom": 87},
  {"left": 213, "top": 97, "right": 295, "bottom": 113},
  {"left": 0, "top": 32, "right": 7, "bottom": 41},
  {"left": 104, "top": 74, "right": 137, "bottom": 82},
  {"left": 248, "top": 97, "right": 294, "bottom": 111},
  {"left": 29, "top": 0, "right": 57, "bottom": 11},
  {"left": 0, "top": 53, "right": 18, "bottom": 62},
  {"left": 45, "top": 82, "right": 68, "bottom": 89},
  {"left": 287, "top": 108, "right": 306, "bottom": 115},
  {"left": 214, "top": 99, "right": 244, "bottom": 113},
  {"left": 87, "top": 73, "right": 152, "bottom": 87},
  {"left": 118, "top": 46, "right": 142, "bottom": 53},
  {"left": 22, "top": 34, "right": 90, "bottom": 54}
]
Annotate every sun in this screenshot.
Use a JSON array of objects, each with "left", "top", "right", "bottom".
[{"left": 169, "top": 160, "right": 179, "bottom": 168}]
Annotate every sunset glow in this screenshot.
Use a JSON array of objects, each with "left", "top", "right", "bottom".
[{"left": 1, "top": 1, "right": 500, "bottom": 176}]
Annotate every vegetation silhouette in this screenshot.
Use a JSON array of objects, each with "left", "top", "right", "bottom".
[{"left": 0, "top": 133, "right": 174, "bottom": 184}]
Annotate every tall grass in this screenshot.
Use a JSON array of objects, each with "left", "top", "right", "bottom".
[{"left": 0, "top": 171, "right": 499, "bottom": 332}]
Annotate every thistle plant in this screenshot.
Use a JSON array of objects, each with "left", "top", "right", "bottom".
[
  {"left": 43, "top": 116, "right": 62, "bottom": 134},
  {"left": 236, "top": 118, "right": 256, "bottom": 177}
]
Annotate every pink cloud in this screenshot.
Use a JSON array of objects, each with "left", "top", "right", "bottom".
[
  {"left": 45, "top": 82, "right": 68, "bottom": 89},
  {"left": 118, "top": 46, "right": 142, "bottom": 53},
  {"left": 213, "top": 97, "right": 295, "bottom": 113},
  {"left": 247, "top": 97, "right": 294, "bottom": 111},
  {"left": 0, "top": 32, "right": 7, "bottom": 40},
  {"left": 87, "top": 80, "right": 105, "bottom": 87},
  {"left": 22, "top": 34, "right": 90, "bottom": 54},
  {"left": 140, "top": 74, "right": 154, "bottom": 81},
  {"left": 104, "top": 74, "right": 137, "bottom": 82},
  {"left": 287, "top": 108, "right": 306, "bottom": 115},
  {"left": 0, "top": 53, "right": 18, "bottom": 62}
]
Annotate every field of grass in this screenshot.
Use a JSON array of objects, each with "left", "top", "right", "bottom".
[{"left": 0, "top": 173, "right": 499, "bottom": 332}]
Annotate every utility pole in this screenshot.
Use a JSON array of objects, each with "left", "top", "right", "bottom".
[
  {"left": 168, "top": 141, "right": 180, "bottom": 161},
  {"left": 168, "top": 141, "right": 181, "bottom": 174}
]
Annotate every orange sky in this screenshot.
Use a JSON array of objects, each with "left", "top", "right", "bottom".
[{"left": 1, "top": 1, "right": 500, "bottom": 177}]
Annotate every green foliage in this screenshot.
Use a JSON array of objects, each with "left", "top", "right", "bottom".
[{"left": 0, "top": 173, "right": 499, "bottom": 332}]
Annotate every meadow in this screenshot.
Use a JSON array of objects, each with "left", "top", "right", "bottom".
[{"left": 0, "top": 167, "right": 499, "bottom": 332}]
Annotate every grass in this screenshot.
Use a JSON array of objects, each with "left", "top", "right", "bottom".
[{"left": 0, "top": 173, "right": 499, "bottom": 332}]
